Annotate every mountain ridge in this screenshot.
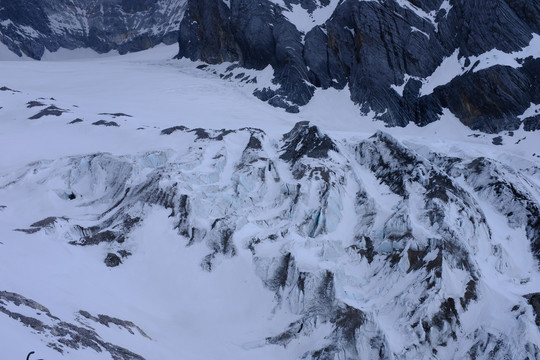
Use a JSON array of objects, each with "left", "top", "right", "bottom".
[
  {"left": 177, "top": 0, "right": 540, "bottom": 133},
  {"left": 0, "top": 0, "right": 186, "bottom": 59},
  {"left": 2, "top": 0, "right": 539, "bottom": 133}
]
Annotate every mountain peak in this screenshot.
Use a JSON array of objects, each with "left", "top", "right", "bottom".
[{"left": 280, "top": 121, "right": 337, "bottom": 163}]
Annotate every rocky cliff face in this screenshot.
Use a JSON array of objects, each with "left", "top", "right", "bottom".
[
  {"left": 4, "top": 0, "right": 538, "bottom": 132},
  {"left": 0, "top": 0, "right": 187, "bottom": 59},
  {"left": 177, "top": 0, "right": 540, "bottom": 133},
  {"left": 4, "top": 122, "right": 540, "bottom": 359}
]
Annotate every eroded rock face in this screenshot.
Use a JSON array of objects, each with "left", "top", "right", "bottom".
[
  {"left": 4, "top": 122, "right": 540, "bottom": 359},
  {"left": 176, "top": 0, "right": 540, "bottom": 133},
  {"left": 0, "top": 0, "right": 187, "bottom": 59}
]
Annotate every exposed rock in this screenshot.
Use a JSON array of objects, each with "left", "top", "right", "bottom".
[
  {"left": 524, "top": 114, "right": 540, "bottom": 131},
  {"left": 0, "top": 86, "right": 20, "bottom": 92},
  {"left": 98, "top": 112, "right": 133, "bottom": 118},
  {"left": 433, "top": 63, "right": 536, "bottom": 133},
  {"left": 0, "top": 0, "right": 187, "bottom": 59},
  {"left": 178, "top": 0, "right": 314, "bottom": 109},
  {"left": 525, "top": 293, "right": 540, "bottom": 326},
  {"left": 492, "top": 136, "right": 503, "bottom": 145},
  {"left": 93, "top": 120, "right": 120, "bottom": 127},
  {"left": 14, "top": 228, "right": 42, "bottom": 234},
  {"left": 0, "top": 291, "right": 146, "bottom": 359},
  {"left": 176, "top": 0, "right": 540, "bottom": 133},
  {"left": 160, "top": 125, "right": 238, "bottom": 141},
  {"left": 15, "top": 216, "right": 69, "bottom": 234},
  {"left": 176, "top": 0, "right": 239, "bottom": 64},
  {"left": 79, "top": 310, "right": 151, "bottom": 338},
  {"left": 105, "top": 253, "right": 122, "bottom": 267},
  {"left": 160, "top": 125, "right": 188, "bottom": 135},
  {"left": 26, "top": 100, "right": 46, "bottom": 108},
  {"left": 29, "top": 105, "right": 67, "bottom": 120},
  {"left": 280, "top": 121, "right": 337, "bottom": 163}
]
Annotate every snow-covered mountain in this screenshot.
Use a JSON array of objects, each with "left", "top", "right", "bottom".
[
  {"left": 0, "top": 0, "right": 186, "bottom": 59},
  {"left": 1, "top": 47, "right": 540, "bottom": 359},
  {"left": 1, "top": 1, "right": 540, "bottom": 359}
]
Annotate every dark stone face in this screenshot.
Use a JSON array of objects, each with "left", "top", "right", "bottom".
[
  {"left": 104, "top": 253, "right": 122, "bottom": 267},
  {"left": 279, "top": 121, "right": 337, "bottom": 163},
  {"left": 525, "top": 293, "right": 540, "bottom": 326},
  {"left": 176, "top": 0, "right": 540, "bottom": 133},
  {"left": 524, "top": 115, "right": 540, "bottom": 131},
  {"left": 0, "top": 0, "right": 185, "bottom": 59},
  {"left": 177, "top": 0, "right": 240, "bottom": 64},
  {"left": 120, "top": 0, "right": 158, "bottom": 12}
]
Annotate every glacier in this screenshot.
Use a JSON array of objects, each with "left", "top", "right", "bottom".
[{"left": 0, "top": 45, "right": 540, "bottom": 359}]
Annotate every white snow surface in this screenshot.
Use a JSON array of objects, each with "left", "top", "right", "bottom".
[
  {"left": 0, "top": 45, "right": 539, "bottom": 359},
  {"left": 278, "top": 0, "right": 341, "bottom": 34}
]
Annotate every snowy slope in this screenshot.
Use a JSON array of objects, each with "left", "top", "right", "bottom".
[{"left": 1, "top": 46, "right": 540, "bottom": 360}]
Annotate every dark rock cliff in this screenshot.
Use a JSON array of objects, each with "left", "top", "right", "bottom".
[
  {"left": 176, "top": 0, "right": 540, "bottom": 133},
  {"left": 0, "top": 0, "right": 187, "bottom": 59}
]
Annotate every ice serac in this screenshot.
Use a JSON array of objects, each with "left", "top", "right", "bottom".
[
  {"left": 0, "top": 0, "right": 187, "bottom": 59},
  {"left": 4, "top": 122, "right": 540, "bottom": 359},
  {"left": 176, "top": 0, "right": 540, "bottom": 133},
  {"left": 447, "top": 156, "right": 540, "bottom": 263}
]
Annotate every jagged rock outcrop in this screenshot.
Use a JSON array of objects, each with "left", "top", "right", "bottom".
[
  {"left": 0, "top": 0, "right": 187, "bottom": 59},
  {"left": 177, "top": 0, "right": 540, "bottom": 133},
  {"left": 0, "top": 291, "right": 147, "bottom": 359},
  {"left": 3, "top": 122, "right": 540, "bottom": 359}
]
